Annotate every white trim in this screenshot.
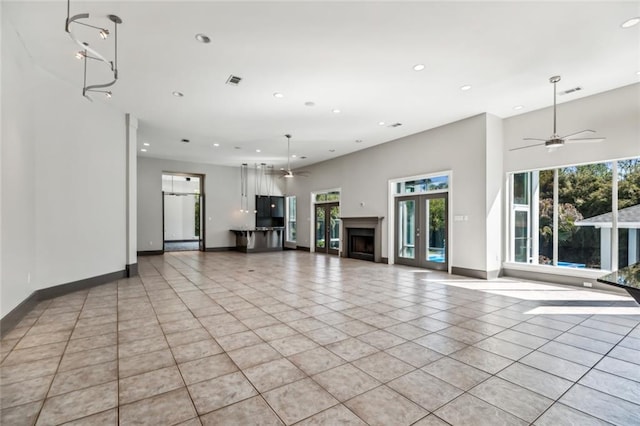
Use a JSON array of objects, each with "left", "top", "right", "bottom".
[
  {"left": 387, "top": 171, "right": 453, "bottom": 273},
  {"left": 502, "top": 262, "right": 609, "bottom": 279},
  {"left": 576, "top": 222, "right": 640, "bottom": 229},
  {"left": 309, "top": 188, "right": 342, "bottom": 254}
]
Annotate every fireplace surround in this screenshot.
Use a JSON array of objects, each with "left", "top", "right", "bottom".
[{"left": 340, "top": 216, "right": 384, "bottom": 263}]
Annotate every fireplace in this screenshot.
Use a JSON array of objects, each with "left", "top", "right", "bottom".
[
  {"left": 348, "top": 228, "right": 375, "bottom": 261},
  {"left": 340, "top": 216, "right": 384, "bottom": 263}
]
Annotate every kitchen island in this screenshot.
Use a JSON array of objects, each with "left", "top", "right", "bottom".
[
  {"left": 598, "top": 262, "right": 640, "bottom": 304},
  {"left": 229, "top": 228, "right": 284, "bottom": 253}
]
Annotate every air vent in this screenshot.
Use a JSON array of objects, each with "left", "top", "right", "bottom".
[
  {"left": 226, "top": 75, "right": 242, "bottom": 85},
  {"left": 388, "top": 122, "right": 403, "bottom": 128},
  {"left": 181, "top": 138, "right": 190, "bottom": 143},
  {"left": 559, "top": 86, "right": 582, "bottom": 96}
]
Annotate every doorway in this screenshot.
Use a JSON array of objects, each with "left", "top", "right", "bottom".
[
  {"left": 395, "top": 193, "right": 448, "bottom": 270},
  {"left": 162, "top": 174, "right": 204, "bottom": 252},
  {"left": 315, "top": 203, "right": 340, "bottom": 255}
]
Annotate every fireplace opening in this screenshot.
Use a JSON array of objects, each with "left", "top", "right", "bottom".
[{"left": 348, "top": 228, "right": 375, "bottom": 261}]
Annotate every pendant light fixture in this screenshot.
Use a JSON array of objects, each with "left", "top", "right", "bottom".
[
  {"left": 240, "top": 163, "right": 249, "bottom": 213},
  {"left": 65, "top": 0, "right": 122, "bottom": 99}
]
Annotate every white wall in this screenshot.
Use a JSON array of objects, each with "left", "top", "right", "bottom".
[
  {"left": 485, "top": 113, "right": 504, "bottom": 274},
  {"left": 504, "top": 84, "right": 640, "bottom": 172},
  {"left": 1, "top": 15, "right": 127, "bottom": 316},
  {"left": 137, "top": 157, "right": 283, "bottom": 250},
  {"left": 285, "top": 114, "right": 493, "bottom": 274}
]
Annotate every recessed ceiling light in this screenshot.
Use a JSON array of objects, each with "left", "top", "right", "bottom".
[
  {"left": 213, "top": 143, "right": 220, "bottom": 147},
  {"left": 378, "top": 121, "right": 385, "bottom": 126},
  {"left": 273, "top": 92, "right": 284, "bottom": 98},
  {"left": 256, "top": 149, "right": 261, "bottom": 153},
  {"left": 621, "top": 17, "right": 640, "bottom": 28},
  {"left": 636, "top": 71, "right": 640, "bottom": 75},
  {"left": 355, "top": 139, "right": 363, "bottom": 143},
  {"left": 195, "top": 33, "right": 211, "bottom": 43},
  {"left": 332, "top": 109, "right": 341, "bottom": 114},
  {"left": 140, "top": 148, "right": 147, "bottom": 152},
  {"left": 143, "top": 142, "right": 150, "bottom": 146},
  {"left": 292, "top": 154, "right": 297, "bottom": 158},
  {"left": 513, "top": 105, "right": 524, "bottom": 110},
  {"left": 304, "top": 101, "right": 315, "bottom": 107},
  {"left": 172, "top": 91, "right": 184, "bottom": 97},
  {"left": 460, "top": 85, "right": 472, "bottom": 91},
  {"left": 413, "top": 64, "right": 425, "bottom": 71}
]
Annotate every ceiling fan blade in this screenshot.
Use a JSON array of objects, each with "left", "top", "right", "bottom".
[
  {"left": 565, "top": 137, "right": 605, "bottom": 144},
  {"left": 510, "top": 142, "right": 546, "bottom": 151},
  {"left": 561, "top": 129, "right": 595, "bottom": 139},
  {"left": 523, "top": 138, "right": 547, "bottom": 142}
]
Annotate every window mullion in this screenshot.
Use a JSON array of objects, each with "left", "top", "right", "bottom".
[{"left": 552, "top": 169, "right": 559, "bottom": 266}]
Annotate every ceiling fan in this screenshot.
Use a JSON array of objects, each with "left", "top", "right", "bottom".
[
  {"left": 273, "top": 134, "right": 309, "bottom": 178},
  {"left": 511, "top": 76, "right": 605, "bottom": 151}
]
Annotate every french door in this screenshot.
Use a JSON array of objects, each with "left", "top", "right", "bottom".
[
  {"left": 315, "top": 203, "right": 340, "bottom": 255},
  {"left": 395, "top": 193, "right": 448, "bottom": 270}
]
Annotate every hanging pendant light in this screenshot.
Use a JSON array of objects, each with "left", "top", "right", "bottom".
[{"left": 65, "top": 0, "right": 122, "bottom": 99}]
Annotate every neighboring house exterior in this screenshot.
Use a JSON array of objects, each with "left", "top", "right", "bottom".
[{"left": 576, "top": 204, "right": 640, "bottom": 270}]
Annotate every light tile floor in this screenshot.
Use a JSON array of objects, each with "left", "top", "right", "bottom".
[{"left": 2, "top": 251, "right": 640, "bottom": 425}]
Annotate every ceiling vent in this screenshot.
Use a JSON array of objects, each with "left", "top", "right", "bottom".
[
  {"left": 226, "top": 75, "right": 242, "bottom": 86},
  {"left": 559, "top": 86, "right": 582, "bottom": 96},
  {"left": 388, "top": 122, "right": 403, "bottom": 128}
]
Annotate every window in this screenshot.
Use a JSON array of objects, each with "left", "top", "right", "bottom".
[
  {"left": 509, "top": 158, "right": 640, "bottom": 271},
  {"left": 618, "top": 159, "right": 640, "bottom": 268},
  {"left": 286, "top": 196, "right": 296, "bottom": 242},
  {"left": 315, "top": 191, "right": 340, "bottom": 203},
  {"left": 395, "top": 175, "right": 449, "bottom": 194}
]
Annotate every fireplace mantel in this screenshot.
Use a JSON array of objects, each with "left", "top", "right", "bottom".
[{"left": 341, "top": 217, "right": 384, "bottom": 262}]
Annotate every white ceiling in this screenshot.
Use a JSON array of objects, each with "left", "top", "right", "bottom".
[{"left": 5, "top": 1, "right": 640, "bottom": 168}]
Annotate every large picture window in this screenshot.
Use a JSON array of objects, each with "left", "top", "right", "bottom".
[{"left": 509, "top": 158, "right": 640, "bottom": 271}]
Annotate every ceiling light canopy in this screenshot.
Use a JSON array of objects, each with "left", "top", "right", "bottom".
[
  {"left": 213, "top": 143, "right": 220, "bottom": 147},
  {"left": 332, "top": 109, "right": 341, "bottom": 114},
  {"left": 195, "top": 33, "right": 211, "bottom": 43},
  {"left": 460, "top": 85, "right": 472, "bottom": 91},
  {"left": 273, "top": 92, "right": 284, "bottom": 98},
  {"left": 65, "top": 0, "right": 122, "bottom": 99},
  {"left": 378, "top": 121, "right": 385, "bottom": 126},
  {"left": 413, "top": 64, "right": 425, "bottom": 71},
  {"left": 621, "top": 17, "right": 640, "bottom": 28}
]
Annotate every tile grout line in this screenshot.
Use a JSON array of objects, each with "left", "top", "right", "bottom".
[
  {"left": 529, "top": 321, "right": 640, "bottom": 425},
  {"left": 31, "top": 288, "right": 90, "bottom": 425}
]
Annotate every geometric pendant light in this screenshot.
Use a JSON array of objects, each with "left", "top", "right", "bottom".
[{"left": 65, "top": 0, "right": 122, "bottom": 99}]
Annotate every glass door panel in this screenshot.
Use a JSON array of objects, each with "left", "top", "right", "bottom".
[
  {"left": 396, "top": 194, "right": 448, "bottom": 270},
  {"left": 329, "top": 205, "right": 340, "bottom": 253},
  {"left": 315, "top": 203, "right": 339, "bottom": 255},
  {"left": 397, "top": 199, "right": 416, "bottom": 261},
  {"left": 315, "top": 206, "right": 326, "bottom": 251},
  {"left": 424, "top": 195, "right": 447, "bottom": 270}
]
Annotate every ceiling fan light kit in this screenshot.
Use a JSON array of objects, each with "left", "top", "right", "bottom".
[
  {"left": 65, "top": 0, "right": 122, "bottom": 99},
  {"left": 511, "top": 75, "right": 606, "bottom": 152}
]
